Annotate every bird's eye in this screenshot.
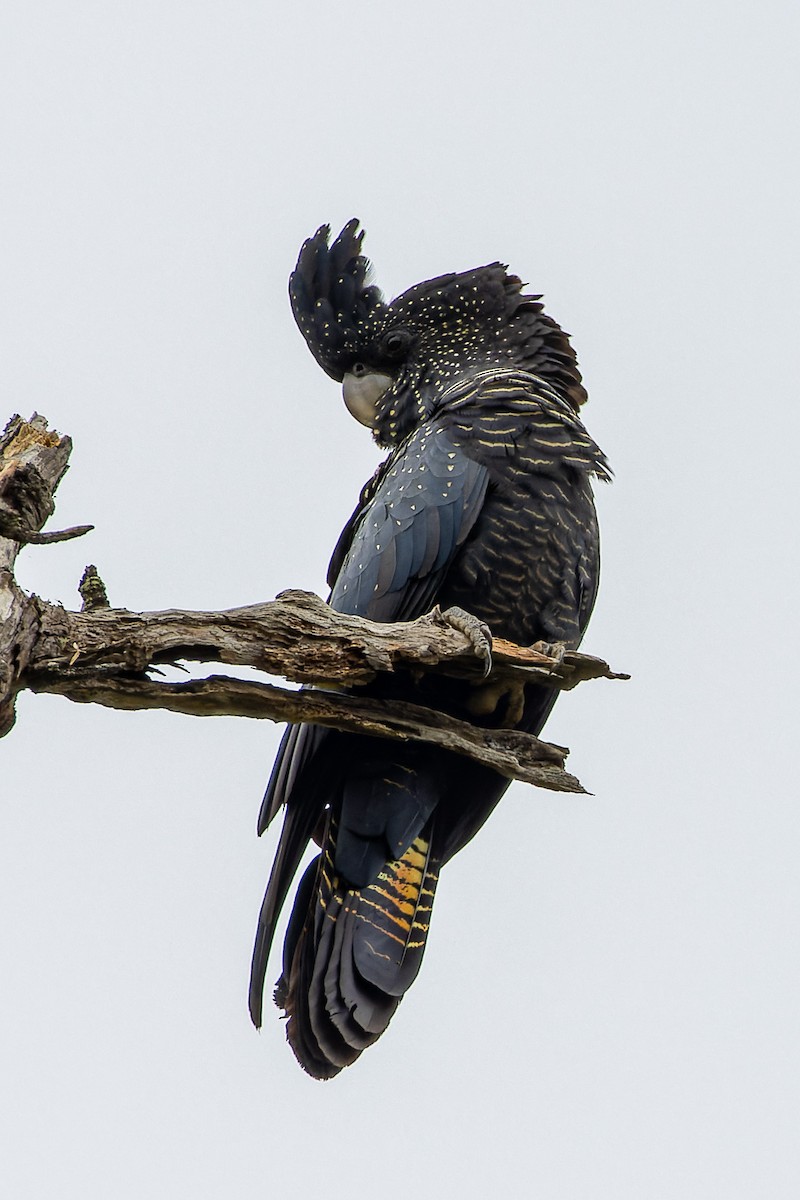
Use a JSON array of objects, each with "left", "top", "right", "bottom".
[{"left": 382, "top": 330, "right": 411, "bottom": 359}]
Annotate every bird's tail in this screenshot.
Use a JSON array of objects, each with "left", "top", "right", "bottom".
[{"left": 275, "top": 812, "right": 440, "bottom": 1079}]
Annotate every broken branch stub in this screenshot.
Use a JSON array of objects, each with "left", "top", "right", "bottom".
[{"left": 0, "top": 414, "right": 83, "bottom": 734}]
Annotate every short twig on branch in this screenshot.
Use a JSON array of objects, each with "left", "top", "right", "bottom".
[
  {"left": 1, "top": 413, "right": 628, "bottom": 787},
  {"left": 79, "top": 564, "right": 110, "bottom": 612}
]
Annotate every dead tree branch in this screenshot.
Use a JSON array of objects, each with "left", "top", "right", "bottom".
[{"left": 1, "top": 414, "right": 627, "bottom": 790}]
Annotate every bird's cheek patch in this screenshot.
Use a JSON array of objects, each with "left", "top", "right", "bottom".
[{"left": 342, "top": 371, "right": 393, "bottom": 427}]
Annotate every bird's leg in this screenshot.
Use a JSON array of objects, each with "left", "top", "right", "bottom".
[
  {"left": 464, "top": 675, "right": 527, "bottom": 727},
  {"left": 432, "top": 606, "right": 524, "bottom": 727},
  {"left": 470, "top": 641, "right": 566, "bottom": 726},
  {"left": 433, "top": 605, "right": 493, "bottom": 678},
  {"left": 469, "top": 642, "right": 565, "bottom": 727}
]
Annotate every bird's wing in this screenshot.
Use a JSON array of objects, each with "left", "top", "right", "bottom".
[
  {"left": 328, "top": 421, "right": 489, "bottom": 621},
  {"left": 249, "top": 425, "right": 489, "bottom": 1026},
  {"left": 325, "top": 457, "right": 390, "bottom": 593},
  {"left": 257, "top": 422, "right": 488, "bottom": 836}
]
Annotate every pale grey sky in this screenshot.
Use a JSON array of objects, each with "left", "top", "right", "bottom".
[{"left": 2, "top": 2, "right": 799, "bottom": 1197}]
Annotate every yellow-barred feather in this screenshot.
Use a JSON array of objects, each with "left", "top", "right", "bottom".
[{"left": 281, "top": 820, "right": 441, "bottom": 1075}]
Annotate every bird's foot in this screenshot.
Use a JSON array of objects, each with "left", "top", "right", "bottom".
[
  {"left": 531, "top": 639, "right": 567, "bottom": 667},
  {"left": 434, "top": 605, "right": 493, "bottom": 678}
]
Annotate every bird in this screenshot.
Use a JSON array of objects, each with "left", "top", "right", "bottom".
[{"left": 249, "top": 219, "right": 610, "bottom": 1078}]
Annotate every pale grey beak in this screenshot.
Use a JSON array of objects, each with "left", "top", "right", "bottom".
[{"left": 342, "top": 369, "right": 393, "bottom": 428}]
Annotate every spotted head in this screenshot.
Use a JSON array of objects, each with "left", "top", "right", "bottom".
[{"left": 289, "top": 220, "right": 587, "bottom": 448}]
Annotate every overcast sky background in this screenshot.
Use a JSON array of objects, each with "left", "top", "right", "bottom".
[{"left": 1, "top": 2, "right": 799, "bottom": 1196}]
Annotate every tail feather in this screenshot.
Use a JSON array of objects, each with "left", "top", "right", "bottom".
[
  {"left": 278, "top": 816, "right": 441, "bottom": 1078},
  {"left": 282, "top": 920, "right": 342, "bottom": 1080},
  {"left": 351, "top": 834, "right": 438, "bottom": 995},
  {"left": 308, "top": 892, "right": 363, "bottom": 1071},
  {"left": 249, "top": 809, "right": 319, "bottom": 1029},
  {"left": 323, "top": 894, "right": 377, "bottom": 1051},
  {"left": 336, "top": 910, "right": 398, "bottom": 1037}
]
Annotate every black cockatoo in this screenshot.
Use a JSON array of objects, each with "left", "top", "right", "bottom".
[{"left": 249, "top": 220, "right": 610, "bottom": 1078}]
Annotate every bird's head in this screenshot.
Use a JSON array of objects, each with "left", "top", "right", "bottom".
[{"left": 289, "top": 220, "right": 587, "bottom": 448}]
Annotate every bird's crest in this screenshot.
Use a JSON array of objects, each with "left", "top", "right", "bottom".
[{"left": 289, "top": 219, "right": 387, "bottom": 381}]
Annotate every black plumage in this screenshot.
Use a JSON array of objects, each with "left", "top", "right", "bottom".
[{"left": 250, "top": 220, "right": 610, "bottom": 1078}]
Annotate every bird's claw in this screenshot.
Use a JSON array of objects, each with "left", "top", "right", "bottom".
[{"left": 435, "top": 605, "right": 493, "bottom": 678}]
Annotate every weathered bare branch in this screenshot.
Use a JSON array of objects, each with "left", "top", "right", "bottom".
[
  {"left": 29, "top": 671, "right": 582, "bottom": 791},
  {"left": 1, "top": 413, "right": 628, "bottom": 789},
  {"left": 0, "top": 516, "right": 94, "bottom": 544},
  {"left": 0, "top": 414, "right": 82, "bottom": 734},
  {"left": 27, "top": 587, "right": 626, "bottom": 692}
]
